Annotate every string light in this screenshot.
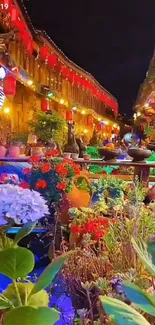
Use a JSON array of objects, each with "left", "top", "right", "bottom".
[
  {"left": 27, "top": 80, "right": 33, "bottom": 86},
  {"left": 83, "top": 129, "right": 88, "bottom": 134},
  {"left": 3, "top": 107, "right": 10, "bottom": 114},
  {"left": 81, "top": 110, "right": 86, "bottom": 115},
  {"left": 72, "top": 106, "right": 77, "bottom": 111},
  {"left": 60, "top": 98, "right": 65, "bottom": 105},
  {"left": 98, "top": 117, "right": 102, "bottom": 121}
]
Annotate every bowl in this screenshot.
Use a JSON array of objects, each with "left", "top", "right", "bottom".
[
  {"left": 128, "top": 147, "right": 151, "bottom": 162},
  {"left": 147, "top": 143, "right": 155, "bottom": 151},
  {"left": 63, "top": 152, "right": 71, "bottom": 158},
  {"left": 98, "top": 148, "right": 122, "bottom": 162},
  {"left": 71, "top": 153, "right": 79, "bottom": 159}
]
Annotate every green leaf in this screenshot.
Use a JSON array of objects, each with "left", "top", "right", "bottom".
[
  {"left": 0, "top": 247, "right": 35, "bottom": 280},
  {"left": 147, "top": 240, "right": 155, "bottom": 265},
  {"left": 123, "top": 281, "right": 155, "bottom": 316},
  {"left": 14, "top": 222, "right": 36, "bottom": 245},
  {"left": 0, "top": 295, "right": 13, "bottom": 309},
  {"left": 4, "top": 306, "right": 59, "bottom": 325},
  {"left": 30, "top": 254, "right": 67, "bottom": 295},
  {"left": 131, "top": 238, "right": 155, "bottom": 276},
  {"left": 0, "top": 232, "right": 14, "bottom": 251},
  {"left": 100, "top": 296, "right": 150, "bottom": 325}
]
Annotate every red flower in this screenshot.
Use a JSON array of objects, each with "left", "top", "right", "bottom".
[
  {"left": 71, "top": 224, "right": 82, "bottom": 234},
  {"left": 40, "top": 163, "right": 51, "bottom": 173},
  {"left": 19, "top": 181, "right": 30, "bottom": 189},
  {"left": 73, "top": 165, "right": 80, "bottom": 175},
  {"left": 63, "top": 158, "right": 72, "bottom": 164},
  {"left": 35, "top": 180, "right": 47, "bottom": 189},
  {"left": 23, "top": 168, "right": 32, "bottom": 174},
  {"left": 56, "top": 182, "right": 67, "bottom": 191},
  {"left": 46, "top": 149, "right": 59, "bottom": 157},
  {"left": 29, "top": 156, "right": 40, "bottom": 164},
  {"left": 55, "top": 164, "right": 68, "bottom": 176}
]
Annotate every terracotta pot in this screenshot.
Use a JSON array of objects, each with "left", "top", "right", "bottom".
[
  {"left": 71, "top": 153, "right": 79, "bottom": 159},
  {"left": 59, "top": 174, "right": 91, "bottom": 224},
  {"left": 63, "top": 152, "right": 71, "bottom": 158},
  {"left": 0, "top": 146, "right": 6, "bottom": 157},
  {"left": 9, "top": 146, "right": 20, "bottom": 158},
  {"left": 83, "top": 154, "right": 91, "bottom": 160}
]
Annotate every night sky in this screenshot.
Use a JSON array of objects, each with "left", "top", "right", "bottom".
[{"left": 25, "top": 0, "right": 155, "bottom": 117}]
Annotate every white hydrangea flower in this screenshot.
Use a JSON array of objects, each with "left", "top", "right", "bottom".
[{"left": 0, "top": 184, "right": 49, "bottom": 225}]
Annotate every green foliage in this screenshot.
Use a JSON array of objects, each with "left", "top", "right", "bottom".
[
  {"left": 86, "top": 146, "right": 99, "bottom": 158},
  {"left": 31, "top": 254, "right": 67, "bottom": 295},
  {"left": 29, "top": 110, "right": 67, "bottom": 146},
  {"left": 100, "top": 296, "right": 150, "bottom": 325},
  {"left": 3, "top": 283, "right": 49, "bottom": 308},
  {"left": 0, "top": 247, "right": 35, "bottom": 280},
  {"left": 132, "top": 238, "right": 155, "bottom": 276},
  {"left": 147, "top": 151, "right": 155, "bottom": 162},
  {"left": 0, "top": 223, "right": 67, "bottom": 325},
  {"left": 4, "top": 306, "right": 59, "bottom": 325}
]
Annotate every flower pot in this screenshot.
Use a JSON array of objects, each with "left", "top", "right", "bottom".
[
  {"left": 83, "top": 154, "right": 91, "bottom": 160},
  {"left": 128, "top": 147, "right": 151, "bottom": 162},
  {"left": 63, "top": 152, "right": 71, "bottom": 158},
  {"left": 59, "top": 174, "right": 91, "bottom": 224},
  {"left": 71, "top": 153, "right": 79, "bottom": 159},
  {"left": 8, "top": 146, "right": 20, "bottom": 158},
  {"left": 0, "top": 145, "right": 6, "bottom": 157}
]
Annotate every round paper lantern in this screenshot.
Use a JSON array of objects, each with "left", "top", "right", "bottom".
[
  {"left": 66, "top": 111, "right": 73, "bottom": 122},
  {"left": 2, "top": 0, "right": 12, "bottom": 11},
  {"left": 16, "top": 20, "right": 26, "bottom": 32},
  {"left": 87, "top": 115, "right": 94, "bottom": 126},
  {"left": 48, "top": 54, "right": 57, "bottom": 68},
  {"left": 3, "top": 74, "right": 16, "bottom": 97},
  {"left": 41, "top": 98, "right": 49, "bottom": 112},
  {"left": 40, "top": 46, "right": 49, "bottom": 61}
]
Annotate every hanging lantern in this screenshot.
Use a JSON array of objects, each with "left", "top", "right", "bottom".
[
  {"left": 87, "top": 115, "right": 94, "bottom": 126},
  {"left": 62, "top": 66, "right": 69, "bottom": 79},
  {"left": 3, "top": 74, "right": 16, "bottom": 97},
  {"left": 66, "top": 111, "right": 73, "bottom": 122},
  {"left": 2, "top": 0, "right": 12, "bottom": 11},
  {"left": 48, "top": 54, "right": 57, "bottom": 68},
  {"left": 10, "top": 5, "right": 19, "bottom": 23},
  {"left": 15, "top": 20, "right": 26, "bottom": 32},
  {"left": 41, "top": 98, "right": 49, "bottom": 112},
  {"left": 40, "top": 46, "right": 49, "bottom": 61},
  {"left": 96, "top": 123, "right": 103, "bottom": 132},
  {"left": 68, "top": 71, "right": 75, "bottom": 83}
]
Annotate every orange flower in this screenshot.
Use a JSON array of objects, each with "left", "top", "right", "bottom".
[
  {"left": 29, "top": 156, "right": 40, "bottom": 164},
  {"left": 40, "top": 163, "right": 51, "bottom": 173},
  {"left": 23, "top": 168, "right": 32, "bottom": 174},
  {"left": 56, "top": 182, "right": 67, "bottom": 191},
  {"left": 19, "top": 181, "right": 30, "bottom": 189},
  {"left": 35, "top": 180, "right": 47, "bottom": 189}
]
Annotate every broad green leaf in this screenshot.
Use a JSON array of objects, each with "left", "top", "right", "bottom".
[
  {"left": 4, "top": 306, "right": 59, "bottom": 325},
  {"left": 30, "top": 254, "right": 67, "bottom": 295},
  {"left": 124, "top": 281, "right": 155, "bottom": 316},
  {"left": 0, "top": 295, "right": 13, "bottom": 309},
  {"left": 147, "top": 240, "right": 155, "bottom": 265},
  {"left": 100, "top": 296, "right": 150, "bottom": 325},
  {"left": 0, "top": 247, "right": 34, "bottom": 280},
  {"left": 3, "top": 283, "right": 49, "bottom": 308},
  {"left": 14, "top": 222, "right": 36, "bottom": 245},
  {"left": 131, "top": 238, "right": 155, "bottom": 276}
]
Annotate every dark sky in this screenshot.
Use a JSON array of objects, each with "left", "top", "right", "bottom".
[{"left": 25, "top": 0, "right": 155, "bottom": 117}]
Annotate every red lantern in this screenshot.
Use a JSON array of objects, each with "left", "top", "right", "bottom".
[
  {"left": 10, "top": 5, "right": 19, "bottom": 23},
  {"left": 66, "top": 111, "right": 73, "bottom": 122},
  {"left": 87, "top": 115, "right": 94, "bottom": 126},
  {"left": 62, "top": 66, "right": 69, "bottom": 78},
  {"left": 68, "top": 71, "right": 75, "bottom": 83},
  {"left": 96, "top": 123, "right": 103, "bottom": 132},
  {"left": 40, "top": 46, "right": 49, "bottom": 61},
  {"left": 15, "top": 20, "right": 26, "bottom": 32},
  {"left": 3, "top": 74, "right": 16, "bottom": 97},
  {"left": 48, "top": 54, "right": 57, "bottom": 68},
  {"left": 41, "top": 98, "right": 49, "bottom": 112},
  {"left": 2, "top": 0, "right": 12, "bottom": 11}
]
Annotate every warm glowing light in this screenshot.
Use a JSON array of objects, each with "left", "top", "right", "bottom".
[
  {"left": 27, "top": 80, "right": 33, "bottom": 86},
  {"left": 137, "top": 112, "right": 141, "bottom": 117},
  {"left": 104, "top": 121, "right": 109, "bottom": 125},
  {"left": 81, "top": 110, "right": 86, "bottom": 115},
  {"left": 60, "top": 99, "right": 65, "bottom": 105},
  {"left": 98, "top": 117, "right": 101, "bottom": 121},
  {"left": 3, "top": 107, "right": 10, "bottom": 114},
  {"left": 72, "top": 106, "right": 77, "bottom": 111},
  {"left": 133, "top": 113, "right": 137, "bottom": 119},
  {"left": 145, "top": 103, "right": 149, "bottom": 108},
  {"left": 83, "top": 129, "right": 88, "bottom": 134},
  {"left": 0, "top": 67, "right": 6, "bottom": 80},
  {"left": 113, "top": 123, "right": 117, "bottom": 128}
]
